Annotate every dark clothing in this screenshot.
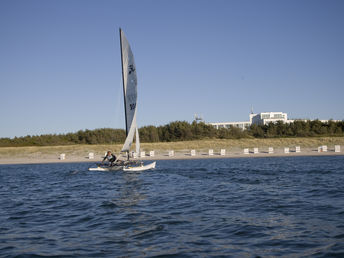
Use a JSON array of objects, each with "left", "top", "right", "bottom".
[{"left": 102, "top": 154, "right": 117, "bottom": 165}]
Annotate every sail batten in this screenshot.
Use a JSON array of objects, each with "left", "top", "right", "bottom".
[{"left": 120, "top": 29, "right": 138, "bottom": 153}]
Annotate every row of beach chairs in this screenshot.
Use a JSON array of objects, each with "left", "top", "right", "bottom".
[
  {"left": 59, "top": 145, "right": 341, "bottom": 160},
  {"left": 188, "top": 145, "right": 341, "bottom": 156}
]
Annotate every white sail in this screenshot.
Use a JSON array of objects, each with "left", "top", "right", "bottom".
[
  {"left": 121, "top": 109, "right": 137, "bottom": 152},
  {"left": 120, "top": 29, "right": 138, "bottom": 153},
  {"left": 135, "top": 127, "right": 140, "bottom": 154}
]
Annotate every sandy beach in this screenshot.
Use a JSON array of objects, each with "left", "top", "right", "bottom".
[
  {"left": 0, "top": 145, "right": 342, "bottom": 165},
  {"left": 1, "top": 137, "right": 343, "bottom": 165}
]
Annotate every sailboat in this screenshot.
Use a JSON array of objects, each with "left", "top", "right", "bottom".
[{"left": 89, "top": 29, "right": 156, "bottom": 172}]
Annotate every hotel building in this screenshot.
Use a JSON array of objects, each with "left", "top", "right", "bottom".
[{"left": 209, "top": 112, "right": 293, "bottom": 130}]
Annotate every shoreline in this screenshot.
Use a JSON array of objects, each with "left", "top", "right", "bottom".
[{"left": 0, "top": 147, "right": 342, "bottom": 165}]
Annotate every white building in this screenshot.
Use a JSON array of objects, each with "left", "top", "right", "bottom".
[
  {"left": 209, "top": 112, "right": 292, "bottom": 130},
  {"left": 250, "top": 112, "right": 291, "bottom": 125},
  {"left": 208, "top": 112, "right": 341, "bottom": 130},
  {"left": 210, "top": 121, "right": 251, "bottom": 130}
]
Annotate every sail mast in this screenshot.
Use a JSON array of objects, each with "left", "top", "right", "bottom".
[{"left": 119, "top": 28, "right": 128, "bottom": 136}]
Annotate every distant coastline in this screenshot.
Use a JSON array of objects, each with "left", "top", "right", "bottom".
[{"left": 0, "top": 137, "right": 343, "bottom": 165}]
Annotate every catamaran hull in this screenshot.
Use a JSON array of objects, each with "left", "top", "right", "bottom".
[
  {"left": 123, "top": 161, "right": 156, "bottom": 171},
  {"left": 88, "top": 166, "right": 124, "bottom": 171},
  {"left": 88, "top": 161, "right": 156, "bottom": 172}
]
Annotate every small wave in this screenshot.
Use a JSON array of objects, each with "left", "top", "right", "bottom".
[
  {"left": 75, "top": 215, "right": 93, "bottom": 223},
  {"left": 100, "top": 201, "right": 118, "bottom": 208},
  {"left": 334, "top": 233, "right": 344, "bottom": 239},
  {"left": 162, "top": 219, "right": 191, "bottom": 226},
  {"left": 0, "top": 246, "right": 15, "bottom": 252},
  {"left": 233, "top": 225, "right": 268, "bottom": 238},
  {"left": 132, "top": 224, "right": 165, "bottom": 239}
]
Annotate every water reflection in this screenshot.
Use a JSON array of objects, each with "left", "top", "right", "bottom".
[
  {"left": 114, "top": 171, "right": 146, "bottom": 208},
  {"left": 110, "top": 171, "right": 153, "bottom": 255}
]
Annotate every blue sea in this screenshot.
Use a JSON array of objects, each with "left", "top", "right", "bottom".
[{"left": 1, "top": 156, "right": 344, "bottom": 257}]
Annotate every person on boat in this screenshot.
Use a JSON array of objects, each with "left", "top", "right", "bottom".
[{"left": 102, "top": 151, "right": 117, "bottom": 166}]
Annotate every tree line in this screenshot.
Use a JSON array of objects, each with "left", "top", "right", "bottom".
[{"left": 1, "top": 120, "right": 343, "bottom": 147}]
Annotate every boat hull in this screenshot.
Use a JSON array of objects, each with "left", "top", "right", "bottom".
[
  {"left": 123, "top": 161, "right": 156, "bottom": 171},
  {"left": 88, "top": 166, "right": 123, "bottom": 171},
  {"left": 88, "top": 161, "right": 156, "bottom": 172}
]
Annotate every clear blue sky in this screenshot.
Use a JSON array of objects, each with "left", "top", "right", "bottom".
[{"left": 1, "top": 0, "right": 343, "bottom": 138}]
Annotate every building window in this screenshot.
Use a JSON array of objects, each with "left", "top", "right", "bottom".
[{"left": 273, "top": 114, "right": 283, "bottom": 119}]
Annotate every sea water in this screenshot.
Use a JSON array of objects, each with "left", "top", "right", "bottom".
[{"left": 0, "top": 156, "right": 344, "bottom": 257}]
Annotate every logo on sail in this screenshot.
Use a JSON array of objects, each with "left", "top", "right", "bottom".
[{"left": 128, "top": 64, "right": 135, "bottom": 74}]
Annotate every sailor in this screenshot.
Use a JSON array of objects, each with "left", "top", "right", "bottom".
[{"left": 102, "top": 151, "right": 117, "bottom": 166}]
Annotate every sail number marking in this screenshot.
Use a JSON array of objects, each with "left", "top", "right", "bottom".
[
  {"left": 130, "top": 103, "right": 136, "bottom": 110},
  {"left": 128, "top": 64, "right": 135, "bottom": 74}
]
